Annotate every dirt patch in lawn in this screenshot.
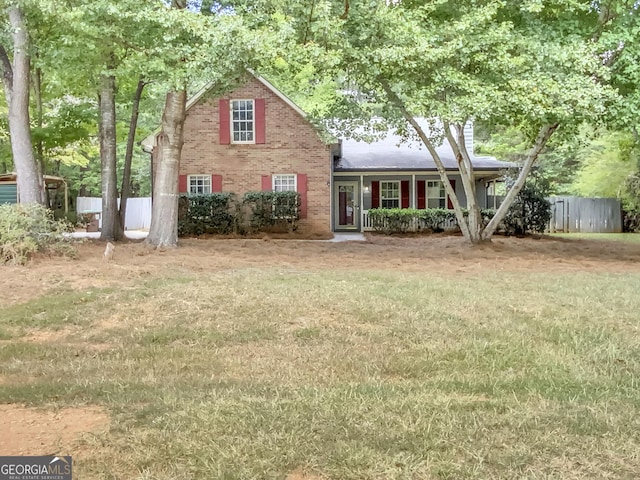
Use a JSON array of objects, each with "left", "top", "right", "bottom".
[
  {"left": 285, "top": 467, "right": 325, "bottom": 480},
  {"left": 2, "top": 234, "right": 640, "bottom": 307},
  {"left": 0, "top": 404, "right": 109, "bottom": 455}
]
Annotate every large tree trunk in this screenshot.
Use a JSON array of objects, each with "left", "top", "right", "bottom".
[
  {"left": 443, "top": 121, "right": 485, "bottom": 243},
  {"left": 380, "top": 81, "right": 473, "bottom": 239},
  {"left": 145, "top": 90, "right": 187, "bottom": 248},
  {"left": 382, "top": 80, "right": 558, "bottom": 244},
  {"left": 0, "top": 6, "right": 44, "bottom": 205},
  {"left": 481, "top": 123, "right": 559, "bottom": 240},
  {"left": 119, "top": 78, "right": 146, "bottom": 232},
  {"left": 98, "top": 74, "right": 123, "bottom": 241}
]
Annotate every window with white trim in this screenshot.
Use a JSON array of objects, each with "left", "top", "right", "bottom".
[
  {"left": 380, "top": 181, "right": 400, "bottom": 208},
  {"left": 188, "top": 175, "right": 211, "bottom": 194},
  {"left": 231, "top": 99, "right": 254, "bottom": 143},
  {"left": 272, "top": 174, "right": 298, "bottom": 217},
  {"left": 272, "top": 174, "right": 297, "bottom": 192},
  {"left": 427, "top": 180, "right": 446, "bottom": 208}
]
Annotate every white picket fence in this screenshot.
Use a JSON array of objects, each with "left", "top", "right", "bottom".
[{"left": 76, "top": 197, "right": 152, "bottom": 230}]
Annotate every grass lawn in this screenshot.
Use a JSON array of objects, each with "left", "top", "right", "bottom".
[{"left": 1, "top": 236, "right": 640, "bottom": 479}]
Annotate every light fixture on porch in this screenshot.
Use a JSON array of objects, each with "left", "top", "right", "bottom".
[{"left": 363, "top": 185, "right": 370, "bottom": 193}]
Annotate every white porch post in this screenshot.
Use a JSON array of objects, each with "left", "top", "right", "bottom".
[
  {"left": 493, "top": 180, "right": 497, "bottom": 209},
  {"left": 411, "top": 174, "right": 416, "bottom": 208},
  {"left": 360, "top": 174, "right": 364, "bottom": 232}
]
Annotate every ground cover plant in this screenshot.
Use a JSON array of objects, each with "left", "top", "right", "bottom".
[
  {"left": 1, "top": 235, "right": 640, "bottom": 479},
  {"left": 0, "top": 203, "right": 74, "bottom": 264}
]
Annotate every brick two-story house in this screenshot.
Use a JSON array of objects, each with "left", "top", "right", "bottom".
[
  {"left": 143, "top": 74, "right": 509, "bottom": 234},
  {"left": 145, "top": 75, "right": 335, "bottom": 234}
]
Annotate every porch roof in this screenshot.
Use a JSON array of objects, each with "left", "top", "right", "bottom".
[{"left": 335, "top": 131, "right": 511, "bottom": 172}]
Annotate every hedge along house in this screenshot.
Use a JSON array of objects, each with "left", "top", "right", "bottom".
[
  {"left": 333, "top": 122, "right": 511, "bottom": 232},
  {"left": 143, "top": 74, "right": 510, "bottom": 234},
  {"left": 143, "top": 75, "right": 336, "bottom": 234}
]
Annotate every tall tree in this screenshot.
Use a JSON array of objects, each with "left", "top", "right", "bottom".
[
  {"left": 145, "top": 89, "right": 186, "bottom": 247},
  {"left": 98, "top": 72, "right": 120, "bottom": 240},
  {"left": 146, "top": 3, "right": 251, "bottom": 248},
  {"left": 266, "top": 0, "right": 615, "bottom": 243},
  {"left": 0, "top": 4, "right": 44, "bottom": 204},
  {"left": 145, "top": 0, "right": 189, "bottom": 248},
  {"left": 119, "top": 78, "right": 147, "bottom": 231}
]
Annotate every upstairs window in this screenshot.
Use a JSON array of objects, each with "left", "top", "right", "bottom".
[
  {"left": 380, "top": 181, "right": 400, "bottom": 208},
  {"left": 189, "top": 175, "right": 211, "bottom": 194},
  {"left": 231, "top": 100, "right": 254, "bottom": 143}
]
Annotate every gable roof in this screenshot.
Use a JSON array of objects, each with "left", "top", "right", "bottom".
[
  {"left": 335, "top": 121, "right": 511, "bottom": 172},
  {"left": 141, "top": 73, "right": 324, "bottom": 151}
]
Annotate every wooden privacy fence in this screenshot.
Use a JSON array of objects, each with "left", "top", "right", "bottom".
[
  {"left": 548, "top": 196, "right": 622, "bottom": 233},
  {"left": 76, "top": 197, "right": 152, "bottom": 230}
]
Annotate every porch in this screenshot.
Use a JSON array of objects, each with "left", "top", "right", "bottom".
[{"left": 332, "top": 173, "right": 503, "bottom": 232}]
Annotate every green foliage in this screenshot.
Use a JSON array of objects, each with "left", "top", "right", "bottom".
[
  {"left": 368, "top": 208, "right": 460, "bottom": 234},
  {"left": 572, "top": 131, "right": 638, "bottom": 207},
  {"left": 368, "top": 200, "right": 550, "bottom": 236},
  {"left": 368, "top": 208, "right": 421, "bottom": 234},
  {"left": 0, "top": 204, "right": 74, "bottom": 265},
  {"left": 176, "top": 191, "right": 301, "bottom": 236},
  {"left": 502, "top": 172, "right": 552, "bottom": 235},
  {"left": 178, "top": 193, "right": 236, "bottom": 236},
  {"left": 242, "top": 191, "right": 300, "bottom": 233}
]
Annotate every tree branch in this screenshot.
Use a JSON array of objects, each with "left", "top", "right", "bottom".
[
  {"left": 380, "top": 80, "right": 472, "bottom": 240},
  {"left": 0, "top": 44, "right": 13, "bottom": 103},
  {"left": 482, "top": 123, "right": 559, "bottom": 240}
]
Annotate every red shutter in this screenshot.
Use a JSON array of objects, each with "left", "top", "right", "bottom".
[
  {"left": 178, "top": 175, "right": 188, "bottom": 193},
  {"left": 371, "top": 181, "right": 380, "bottom": 209},
  {"left": 212, "top": 174, "right": 223, "bottom": 193},
  {"left": 417, "top": 180, "right": 426, "bottom": 209},
  {"left": 297, "top": 173, "right": 307, "bottom": 219},
  {"left": 447, "top": 179, "right": 456, "bottom": 209},
  {"left": 219, "top": 99, "right": 230, "bottom": 145},
  {"left": 255, "top": 98, "right": 265, "bottom": 144},
  {"left": 261, "top": 174, "right": 272, "bottom": 191},
  {"left": 401, "top": 180, "right": 410, "bottom": 209}
]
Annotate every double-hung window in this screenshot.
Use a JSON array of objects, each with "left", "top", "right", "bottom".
[
  {"left": 231, "top": 100, "right": 254, "bottom": 143},
  {"left": 427, "top": 180, "right": 446, "bottom": 208},
  {"left": 272, "top": 174, "right": 297, "bottom": 217},
  {"left": 380, "top": 181, "right": 400, "bottom": 208},
  {"left": 272, "top": 174, "right": 297, "bottom": 192},
  {"left": 189, "top": 175, "right": 211, "bottom": 194}
]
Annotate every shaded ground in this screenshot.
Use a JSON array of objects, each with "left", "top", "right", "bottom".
[{"left": 4, "top": 234, "right": 640, "bottom": 309}]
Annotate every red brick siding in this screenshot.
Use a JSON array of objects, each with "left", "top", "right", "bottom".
[{"left": 153, "top": 77, "right": 331, "bottom": 233}]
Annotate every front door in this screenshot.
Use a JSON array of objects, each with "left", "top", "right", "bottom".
[{"left": 334, "top": 182, "right": 359, "bottom": 230}]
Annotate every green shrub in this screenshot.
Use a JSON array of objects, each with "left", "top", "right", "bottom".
[
  {"left": 368, "top": 208, "right": 459, "bottom": 234},
  {"left": 419, "top": 208, "right": 458, "bottom": 232},
  {"left": 502, "top": 171, "right": 552, "bottom": 235},
  {"left": 368, "top": 207, "right": 498, "bottom": 234},
  {"left": 368, "top": 208, "right": 417, "bottom": 233},
  {"left": 242, "top": 191, "right": 300, "bottom": 233},
  {"left": 178, "top": 193, "right": 236, "bottom": 236},
  {"left": 0, "top": 203, "right": 74, "bottom": 265}
]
